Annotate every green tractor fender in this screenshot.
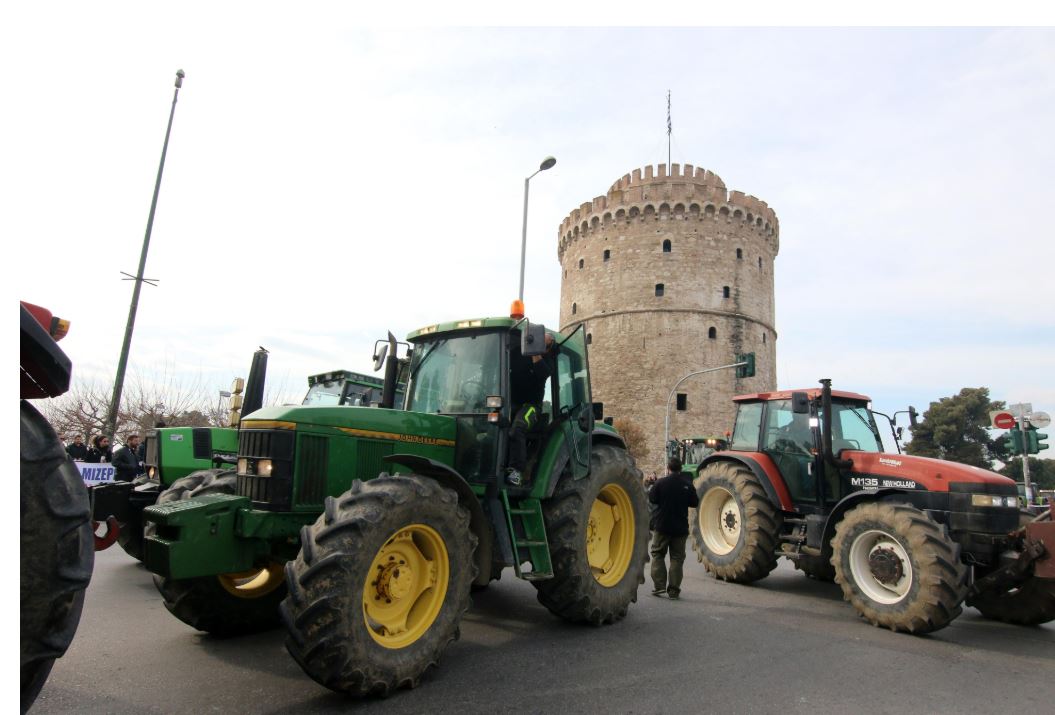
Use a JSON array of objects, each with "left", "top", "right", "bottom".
[
  {"left": 382, "top": 454, "right": 492, "bottom": 588},
  {"left": 532, "top": 423, "right": 627, "bottom": 501}
]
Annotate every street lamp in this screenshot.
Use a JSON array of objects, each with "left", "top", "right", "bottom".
[{"left": 517, "top": 156, "right": 557, "bottom": 304}]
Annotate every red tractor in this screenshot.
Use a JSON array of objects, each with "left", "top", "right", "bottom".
[{"left": 692, "top": 379, "right": 1053, "bottom": 634}]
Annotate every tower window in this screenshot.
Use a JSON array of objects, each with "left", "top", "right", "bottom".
[
  {"left": 763, "top": 333, "right": 766, "bottom": 344},
  {"left": 586, "top": 333, "right": 592, "bottom": 345},
  {"left": 723, "top": 286, "right": 730, "bottom": 298},
  {"left": 758, "top": 256, "right": 762, "bottom": 269},
  {"left": 676, "top": 393, "right": 687, "bottom": 411},
  {"left": 736, "top": 248, "right": 743, "bottom": 260},
  {"left": 662, "top": 239, "right": 672, "bottom": 253},
  {"left": 578, "top": 258, "right": 584, "bottom": 269},
  {"left": 572, "top": 302, "right": 577, "bottom": 315},
  {"left": 655, "top": 283, "right": 665, "bottom": 297},
  {"left": 708, "top": 327, "right": 717, "bottom": 339},
  {"left": 603, "top": 249, "right": 610, "bottom": 262}
]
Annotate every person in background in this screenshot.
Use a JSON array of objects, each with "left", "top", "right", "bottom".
[
  {"left": 112, "top": 434, "right": 141, "bottom": 481},
  {"left": 65, "top": 435, "right": 88, "bottom": 461},
  {"left": 648, "top": 456, "right": 699, "bottom": 600},
  {"left": 85, "top": 435, "right": 112, "bottom": 463}
]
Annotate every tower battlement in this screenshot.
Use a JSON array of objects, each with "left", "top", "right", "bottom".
[{"left": 558, "top": 164, "right": 779, "bottom": 262}]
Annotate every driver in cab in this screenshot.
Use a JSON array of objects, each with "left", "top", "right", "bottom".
[{"left": 506, "top": 333, "right": 556, "bottom": 486}]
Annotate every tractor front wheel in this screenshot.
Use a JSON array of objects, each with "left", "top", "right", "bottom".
[
  {"left": 831, "top": 502, "right": 966, "bottom": 634},
  {"left": 533, "top": 443, "right": 649, "bottom": 625},
  {"left": 691, "top": 460, "right": 782, "bottom": 583},
  {"left": 282, "top": 475, "right": 475, "bottom": 697},
  {"left": 116, "top": 476, "right": 160, "bottom": 562},
  {"left": 152, "top": 469, "right": 287, "bottom": 636},
  {"left": 20, "top": 400, "right": 94, "bottom": 713}
]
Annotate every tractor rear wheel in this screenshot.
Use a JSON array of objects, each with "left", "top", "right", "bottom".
[
  {"left": 152, "top": 469, "right": 287, "bottom": 636},
  {"left": 282, "top": 475, "right": 475, "bottom": 697},
  {"left": 832, "top": 501, "right": 966, "bottom": 634},
  {"left": 20, "top": 400, "right": 94, "bottom": 713},
  {"left": 967, "top": 511, "right": 1055, "bottom": 626},
  {"left": 533, "top": 444, "right": 648, "bottom": 625},
  {"left": 691, "top": 461, "right": 782, "bottom": 583}
]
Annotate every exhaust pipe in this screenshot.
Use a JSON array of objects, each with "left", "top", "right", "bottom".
[
  {"left": 820, "top": 378, "right": 853, "bottom": 469},
  {"left": 380, "top": 332, "right": 399, "bottom": 409},
  {"left": 240, "top": 348, "right": 269, "bottom": 423}
]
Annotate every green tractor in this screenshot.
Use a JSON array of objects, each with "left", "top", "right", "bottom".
[
  {"left": 93, "top": 351, "right": 394, "bottom": 562},
  {"left": 143, "top": 317, "right": 648, "bottom": 695},
  {"left": 667, "top": 435, "right": 729, "bottom": 475}
]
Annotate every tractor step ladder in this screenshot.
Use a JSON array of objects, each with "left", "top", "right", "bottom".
[
  {"left": 500, "top": 490, "right": 553, "bottom": 581},
  {"left": 779, "top": 518, "right": 808, "bottom": 558}
]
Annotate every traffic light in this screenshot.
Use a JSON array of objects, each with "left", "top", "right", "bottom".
[
  {"left": 735, "top": 352, "right": 756, "bottom": 378},
  {"left": 1025, "top": 427, "right": 1049, "bottom": 454},
  {"left": 1004, "top": 428, "right": 1024, "bottom": 456}
]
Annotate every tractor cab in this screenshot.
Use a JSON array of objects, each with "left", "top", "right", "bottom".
[
  {"left": 302, "top": 370, "right": 393, "bottom": 407},
  {"left": 403, "top": 317, "right": 594, "bottom": 487},
  {"left": 730, "top": 386, "right": 882, "bottom": 510}
]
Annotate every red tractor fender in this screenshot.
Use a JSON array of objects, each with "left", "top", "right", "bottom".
[
  {"left": 93, "top": 516, "right": 120, "bottom": 551},
  {"left": 698, "top": 452, "right": 795, "bottom": 511},
  {"left": 819, "top": 488, "right": 914, "bottom": 549}
]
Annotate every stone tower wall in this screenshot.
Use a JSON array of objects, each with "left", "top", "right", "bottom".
[{"left": 557, "top": 163, "right": 779, "bottom": 472}]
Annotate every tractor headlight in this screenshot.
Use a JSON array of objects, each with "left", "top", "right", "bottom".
[
  {"left": 238, "top": 458, "right": 248, "bottom": 474},
  {"left": 257, "top": 459, "right": 273, "bottom": 477},
  {"left": 970, "top": 494, "right": 1017, "bottom": 508},
  {"left": 486, "top": 395, "right": 503, "bottom": 409},
  {"left": 147, "top": 466, "right": 156, "bottom": 479}
]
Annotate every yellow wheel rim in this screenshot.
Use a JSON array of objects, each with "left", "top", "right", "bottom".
[
  {"left": 362, "top": 524, "right": 450, "bottom": 650},
  {"left": 587, "top": 483, "right": 635, "bottom": 587},
  {"left": 217, "top": 562, "right": 286, "bottom": 599}
]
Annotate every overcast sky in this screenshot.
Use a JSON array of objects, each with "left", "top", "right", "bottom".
[{"left": 9, "top": 11, "right": 1054, "bottom": 441}]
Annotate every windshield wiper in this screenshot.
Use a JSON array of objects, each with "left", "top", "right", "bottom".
[{"left": 409, "top": 339, "right": 446, "bottom": 382}]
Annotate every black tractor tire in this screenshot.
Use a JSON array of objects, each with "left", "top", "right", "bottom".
[
  {"left": 691, "top": 460, "right": 782, "bottom": 583},
  {"left": 966, "top": 510, "right": 1055, "bottom": 626},
  {"left": 533, "top": 443, "right": 649, "bottom": 625},
  {"left": 152, "top": 468, "right": 287, "bottom": 637},
  {"left": 20, "top": 400, "right": 94, "bottom": 713},
  {"left": 115, "top": 476, "right": 160, "bottom": 562},
  {"left": 831, "top": 501, "right": 967, "bottom": 634},
  {"left": 791, "top": 552, "right": 836, "bottom": 582},
  {"left": 282, "top": 475, "right": 476, "bottom": 697}
]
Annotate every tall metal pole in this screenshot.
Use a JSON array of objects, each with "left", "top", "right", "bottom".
[
  {"left": 1020, "top": 413, "right": 1033, "bottom": 503},
  {"left": 664, "top": 361, "right": 746, "bottom": 450},
  {"left": 517, "top": 156, "right": 556, "bottom": 302},
  {"left": 105, "top": 69, "right": 185, "bottom": 438}
]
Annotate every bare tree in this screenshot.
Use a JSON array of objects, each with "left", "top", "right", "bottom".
[{"left": 612, "top": 417, "right": 648, "bottom": 468}]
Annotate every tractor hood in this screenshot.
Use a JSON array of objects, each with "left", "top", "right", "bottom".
[
  {"left": 241, "top": 405, "right": 457, "bottom": 449},
  {"left": 846, "top": 452, "right": 1016, "bottom": 493}
]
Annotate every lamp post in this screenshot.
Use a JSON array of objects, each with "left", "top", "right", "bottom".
[
  {"left": 105, "top": 69, "right": 186, "bottom": 438},
  {"left": 518, "top": 156, "right": 557, "bottom": 303}
]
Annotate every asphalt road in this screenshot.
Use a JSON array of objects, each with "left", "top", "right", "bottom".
[{"left": 35, "top": 546, "right": 1054, "bottom": 714}]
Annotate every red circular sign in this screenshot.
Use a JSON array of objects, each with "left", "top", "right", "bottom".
[{"left": 993, "top": 412, "right": 1017, "bottom": 429}]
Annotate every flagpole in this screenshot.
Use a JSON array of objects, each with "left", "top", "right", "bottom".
[{"left": 667, "top": 90, "right": 671, "bottom": 168}]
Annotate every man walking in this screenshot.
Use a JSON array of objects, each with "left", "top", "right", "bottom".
[{"left": 648, "top": 457, "right": 699, "bottom": 599}]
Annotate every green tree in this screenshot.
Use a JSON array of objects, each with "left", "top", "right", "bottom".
[
  {"left": 905, "top": 387, "right": 1007, "bottom": 469},
  {"left": 1000, "top": 457, "right": 1055, "bottom": 490}
]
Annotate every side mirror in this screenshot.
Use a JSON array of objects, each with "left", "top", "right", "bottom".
[
  {"left": 592, "top": 402, "right": 604, "bottom": 421},
  {"left": 521, "top": 322, "right": 547, "bottom": 357},
  {"left": 578, "top": 408, "right": 593, "bottom": 433},
  {"left": 791, "top": 391, "right": 810, "bottom": 414},
  {"left": 896, "top": 426, "right": 904, "bottom": 441},
  {"left": 372, "top": 344, "right": 389, "bottom": 372}
]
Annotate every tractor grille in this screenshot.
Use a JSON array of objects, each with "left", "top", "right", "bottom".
[
  {"left": 358, "top": 439, "right": 394, "bottom": 480},
  {"left": 144, "top": 434, "right": 159, "bottom": 467},
  {"left": 237, "top": 429, "right": 295, "bottom": 510},
  {"left": 296, "top": 435, "right": 328, "bottom": 506},
  {"left": 191, "top": 428, "right": 212, "bottom": 460}
]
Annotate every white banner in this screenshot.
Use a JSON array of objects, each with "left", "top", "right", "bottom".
[{"left": 75, "top": 461, "right": 115, "bottom": 486}]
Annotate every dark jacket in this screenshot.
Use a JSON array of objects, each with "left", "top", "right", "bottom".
[
  {"left": 648, "top": 471, "right": 699, "bottom": 536},
  {"left": 84, "top": 446, "right": 112, "bottom": 464},
  {"left": 112, "top": 446, "right": 139, "bottom": 481},
  {"left": 510, "top": 350, "right": 554, "bottom": 408},
  {"left": 66, "top": 442, "right": 88, "bottom": 460}
]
